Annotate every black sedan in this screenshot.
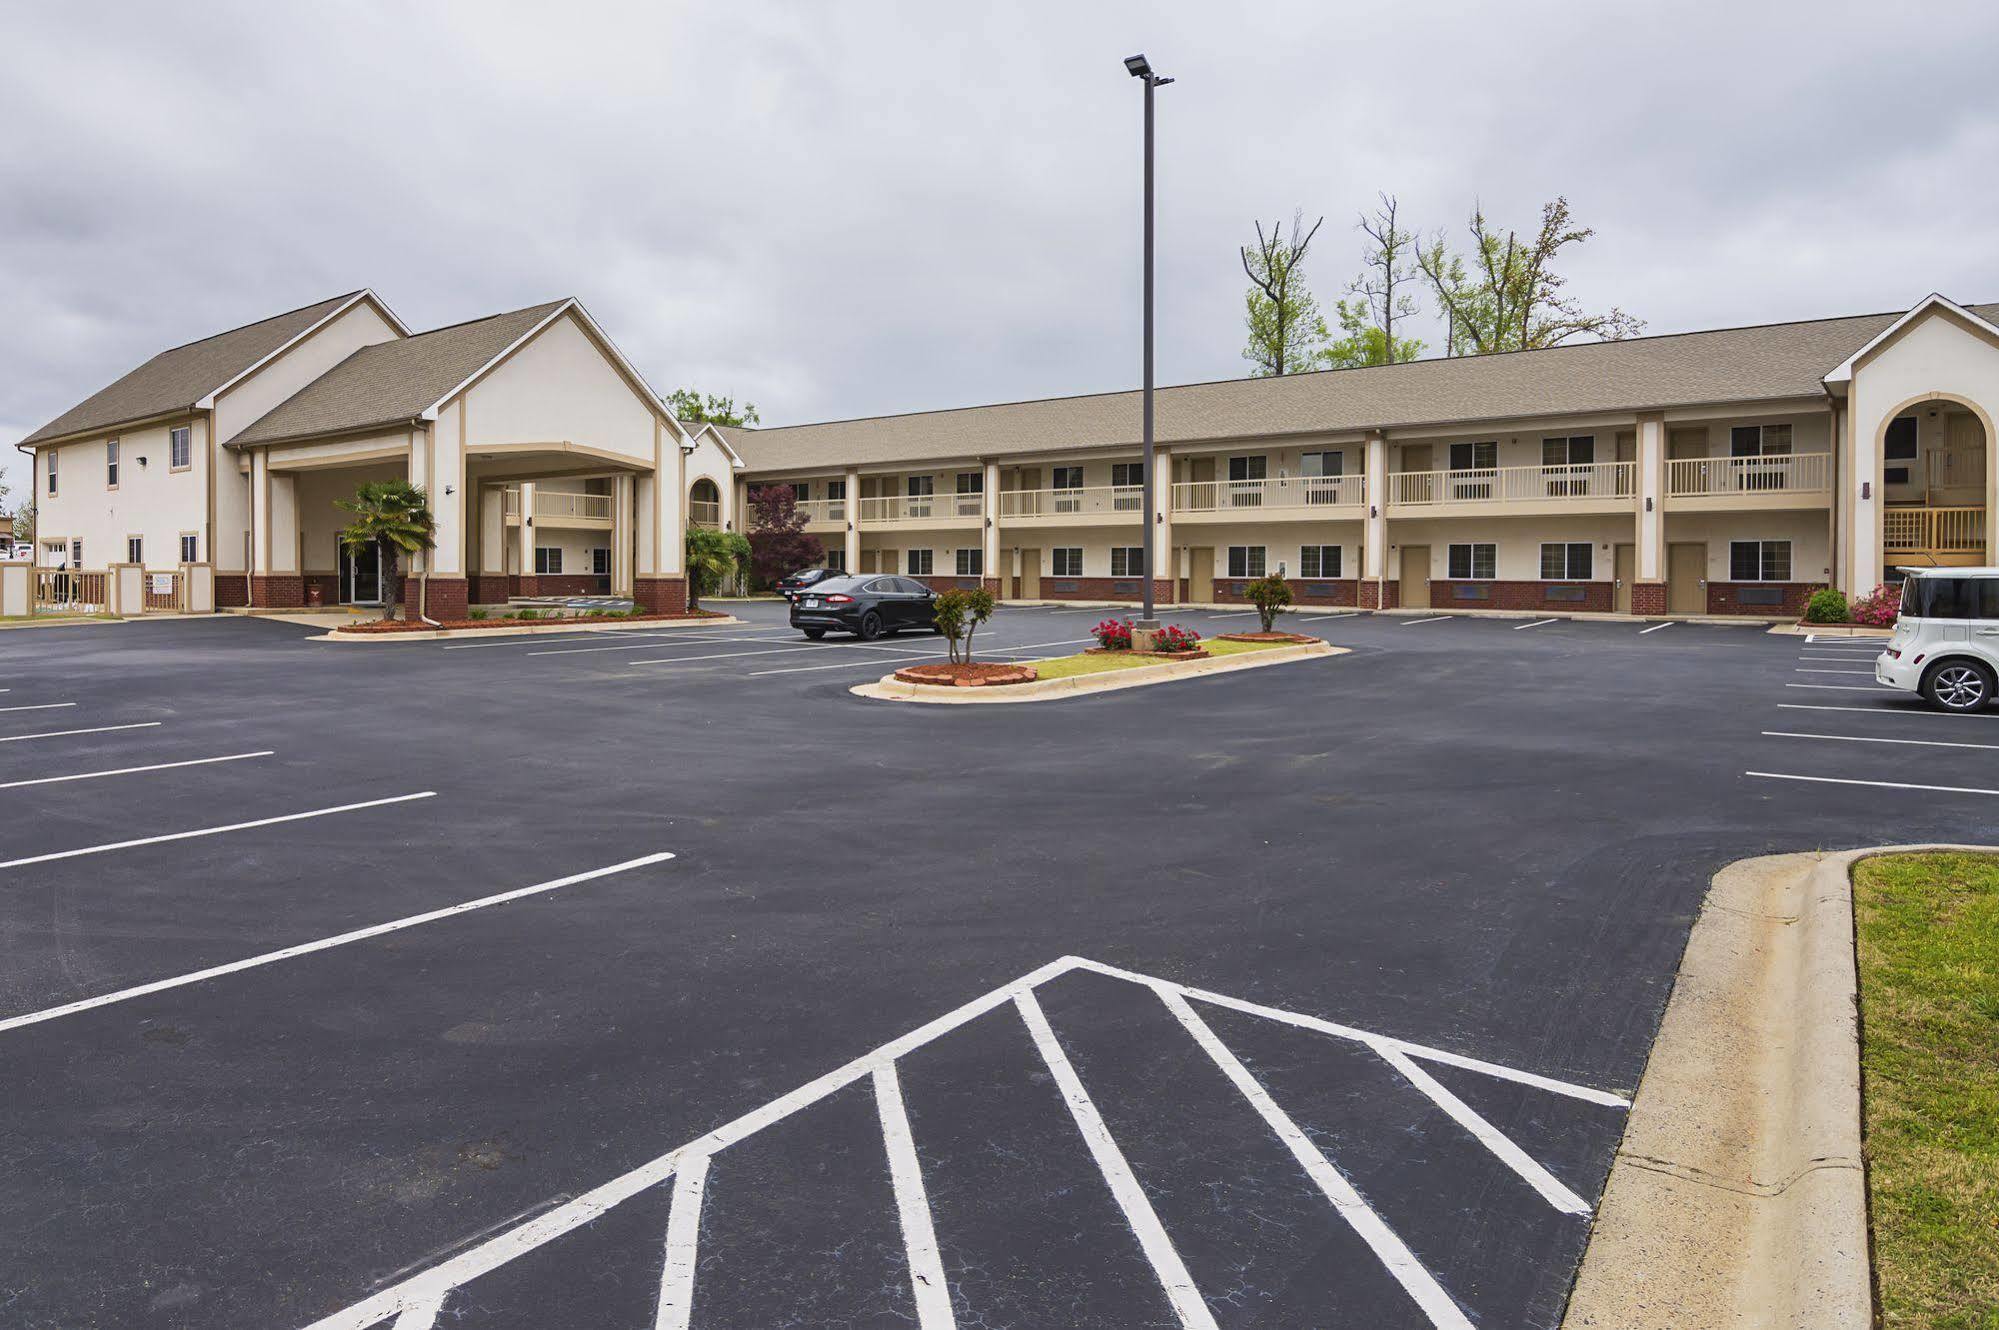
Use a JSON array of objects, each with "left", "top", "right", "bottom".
[
  {"left": 774, "top": 567, "right": 841, "bottom": 600},
  {"left": 789, "top": 574, "right": 938, "bottom": 640}
]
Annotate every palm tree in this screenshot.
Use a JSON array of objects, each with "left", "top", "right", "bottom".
[
  {"left": 336, "top": 480, "right": 437, "bottom": 621},
  {"left": 684, "top": 528, "right": 750, "bottom": 611}
]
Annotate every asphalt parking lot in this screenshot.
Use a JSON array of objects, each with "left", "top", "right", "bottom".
[{"left": 0, "top": 603, "right": 1984, "bottom": 1328}]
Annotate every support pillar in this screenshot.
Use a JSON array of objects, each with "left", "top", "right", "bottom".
[
  {"left": 982, "top": 459, "right": 1001, "bottom": 591},
  {"left": 632, "top": 425, "right": 687, "bottom": 613},
  {"left": 613, "top": 473, "right": 635, "bottom": 596},
  {"left": 843, "top": 466, "right": 861, "bottom": 575},
  {"left": 1634, "top": 411, "right": 1668, "bottom": 613},
  {"left": 471, "top": 486, "right": 509, "bottom": 605},
  {"left": 515, "top": 481, "right": 537, "bottom": 595},
  {"left": 1151, "top": 447, "right": 1174, "bottom": 604},
  {"left": 1363, "top": 431, "right": 1388, "bottom": 606},
  {"left": 250, "top": 454, "right": 304, "bottom": 608}
]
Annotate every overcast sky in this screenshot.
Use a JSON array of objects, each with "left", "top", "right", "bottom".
[{"left": 5, "top": 0, "right": 1997, "bottom": 502}]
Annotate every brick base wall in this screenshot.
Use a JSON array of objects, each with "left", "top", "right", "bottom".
[
  {"left": 1426, "top": 580, "right": 1615, "bottom": 613},
  {"left": 1359, "top": 580, "right": 1401, "bottom": 610},
  {"left": 511, "top": 574, "right": 599, "bottom": 597},
  {"left": 1708, "top": 581, "right": 1817, "bottom": 617},
  {"left": 1632, "top": 581, "right": 1668, "bottom": 615},
  {"left": 633, "top": 576, "right": 688, "bottom": 614},
  {"left": 470, "top": 573, "right": 512, "bottom": 605},
  {"left": 250, "top": 575, "right": 305, "bottom": 608},
  {"left": 216, "top": 574, "right": 249, "bottom": 608},
  {"left": 1212, "top": 577, "right": 1358, "bottom": 607},
  {"left": 421, "top": 577, "right": 469, "bottom": 622},
  {"left": 303, "top": 573, "right": 338, "bottom": 607},
  {"left": 1027, "top": 577, "right": 1175, "bottom": 604},
  {"left": 913, "top": 576, "right": 1005, "bottom": 596}
]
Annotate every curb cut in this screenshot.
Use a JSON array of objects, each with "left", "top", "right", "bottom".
[
  {"left": 1563, "top": 843, "right": 1994, "bottom": 1329},
  {"left": 850, "top": 641, "right": 1346, "bottom": 704}
]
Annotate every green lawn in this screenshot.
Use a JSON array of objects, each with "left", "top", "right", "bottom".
[
  {"left": 1027, "top": 636, "right": 1287, "bottom": 680},
  {"left": 1852, "top": 852, "right": 1999, "bottom": 1329}
]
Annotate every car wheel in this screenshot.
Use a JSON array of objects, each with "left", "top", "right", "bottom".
[
  {"left": 858, "top": 611, "right": 884, "bottom": 641},
  {"left": 1922, "top": 659, "right": 1994, "bottom": 713},
  {"left": 802, "top": 628, "right": 826, "bottom": 640}
]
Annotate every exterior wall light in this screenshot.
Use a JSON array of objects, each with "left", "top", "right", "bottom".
[{"left": 1644, "top": 496, "right": 1653, "bottom": 511}]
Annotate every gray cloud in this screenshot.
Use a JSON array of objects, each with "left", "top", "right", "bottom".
[{"left": 5, "top": 0, "right": 1996, "bottom": 500}]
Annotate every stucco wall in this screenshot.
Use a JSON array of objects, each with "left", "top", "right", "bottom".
[{"left": 31, "top": 419, "right": 208, "bottom": 568}]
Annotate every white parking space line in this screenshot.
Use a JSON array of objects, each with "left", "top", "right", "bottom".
[
  {"left": 1748, "top": 771, "right": 1999, "bottom": 797},
  {"left": 627, "top": 644, "right": 846, "bottom": 668},
  {"left": 0, "top": 851, "right": 675, "bottom": 1034},
  {"left": 1204, "top": 610, "right": 1260, "bottom": 620},
  {"left": 1761, "top": 730, "right": 1999, "bottom": 752},
  {"left": 1795, "top": 667, "right": 1877, "bottom": 675},
  {"left": 529, "top": 634, "right": 784, "bottom": 658},
  {"left": 1778, "top": 703, "right": 1999, "bottom": 721},
  {"left": 391, "top": 1297, "right": 442, "bottom": 1329},
  {"left": 654, "top": 1154, "right": 709, "bottom": 1330},
  {"left": 1785, "top": 682, "right": 1894, "bottom": 692},
  {"left": 0, "top": 750, "right": 274, "bottom": 791},
  {"left": 0, "top": 702, "right": 76, "bottom": 714},
  {"left": 441, "top": 625, "right": 792, "bottom": 651},
  {"left": 873, "top": 1063, "right": 956, "bottom": 1329},
  {"left": 1798, "top": 654, "right": 1881, "bottom": 662},
  {"left": 746, "top": 636, "right": 1094, "bottom": 676},
  {"left": 1301, "top": 612, "right": 1360, "bottom": 621},
  {"left": 1401, "top": 616, "right": 1452, "bottom": 626},
  {"left": 1637, "top": 622, "right": 1672, "bottom": 634},
  {"left": 0, "top": 791, "right": 436, "bottom": 871},
  {"left": 1017, "top": 988, "right": 1218, "bottom": 1330},
  {"left": 1513, "top": 619, "right": 1558, "bottom": 631},
  {"left": 0, "top": 722, "right": 161, "bottom": 745}
]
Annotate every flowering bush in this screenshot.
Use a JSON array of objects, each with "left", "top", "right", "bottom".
[
  {"left": 1092, "top": 618, "right": 1134, "bottom": 649},
  {"left": 1150, "top": 624, "right": 1203, "bottom": 653},
  {"left": 1849, "top": 582, "right": 1900, "bottom": 628}
]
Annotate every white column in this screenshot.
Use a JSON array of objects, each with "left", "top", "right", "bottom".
[
  {"left": 844, "top": 466, "right": 862, "bottom": 573},
  {"left": 250, "top": 449, "right": 272, "bottom": 576},
  {"left": 1152, "top": 447, "right": 1173, "bottom": 600},
  {"left": 1637, "top": 412, "right": 1666, "bottom": 582},
  {"left": 517, "top": 482, "right": 535, "bottom": 578},
  {"left": 613, "top": 473, "right": 634, "bottom": 595},
  {"left": 1363, "top": 431, "right": 1388, "bottom": 595},
  {"left": 982, "top": 459, "right": 1001, "bottom": 584},
  {"left": 1848, "top": 394, "right": 1881, "bottom": 594},
  {"left": 478, "top": 486, "right": 506, "bottom": 574},
  {"left": 634, "top": 472, "right": 658, "bottom": 575}
]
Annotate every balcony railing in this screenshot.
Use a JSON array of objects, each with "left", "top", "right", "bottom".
[
  {"left": 1884, "top": 506, "right": 1986, "bottom": 554},
  {"left": 688, "top": 500, "right": 721, "bottom": 528},
  {"left": 795, "top": 498, "right": 846, "bottom": 527},
  {"left": 503, "top": 489, "right": 613, "bottom": 522},
  {"left": 860, "top": 493, "right": 983, "bottom": 523},
  {"left": 999, "top": 485, "right": 1143, "bottom": 518},
  {"left": 1667, "top": 452, "right": 1831, "bottom": 498},
  {"left": 1172, "top": 475, "right": 1363, "bottom": 512},
  {"left": 1390, "top": 461, "right": 1635, "bottom": 507}
]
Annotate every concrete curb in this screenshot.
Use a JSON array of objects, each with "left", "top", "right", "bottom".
[
  {"left": 850, "top": 641, "right": 1347, "bottom": 704},
  {"left": 306, "top": 615, "right": 743, "bottom": 643},
  {"left": 1766, "top": 622, "right": 1893, "bottom": 638},
  {"left": 1564, "top": 843, "right": 1994, "bottom": 1329}
]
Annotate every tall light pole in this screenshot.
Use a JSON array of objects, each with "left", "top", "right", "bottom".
[{"left": 1125, "top": 53, "right": 1171, "bottom": 628}]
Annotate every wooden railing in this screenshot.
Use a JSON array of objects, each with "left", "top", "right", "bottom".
[
  {"left": 1883, "top": 506, "right": 1986, "bottom": 554},
  {"left": 688, "top": 500, "right": 721, "bottom": 528},
  {"left": 1390, "top": 461, "right": 1635, "bottom": 506},
  {"left": 534, "top": 491, "right": 612, "bottom": 521},
  {"left": 1667, "top": 452, "right": 1831, "bottom": 497},
  {"left": 1172, "top": 475, "right": 1363, "bottom": 512},
  {"left": 859, "top": 493, "right": 983, "bottom": 523},
  {"left": 35, "top": 568, "right": 108, "bottom": 612},
  {"left": 1000, "top": 485, "right": 1142, "bottom": 518},
  {"left": 142, "top": 569, "right": 184, "bottom": 611},
  {"left": 794, "top": 498, "right": 846, "bottom": 527}
]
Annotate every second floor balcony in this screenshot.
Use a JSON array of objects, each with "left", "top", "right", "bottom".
[
  {"left": 1172, "top": 474, "right": 1364, "bottom": 520},
  {"left": 1665, "top": 452, "right": 1831, "bottom": 509},
  {"left": 1389, "top": 461, "right": 1635, "bottom": 514},
  {"left": 859, "top": 493, "right": 983, "bottom": 526},
  {"left": 503, "top": 488, "right": 614, "bottom": 528}
]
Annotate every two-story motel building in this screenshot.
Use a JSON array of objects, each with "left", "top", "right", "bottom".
[{"left": 17, "top": 290, "right": 1999, "bottom": 620}]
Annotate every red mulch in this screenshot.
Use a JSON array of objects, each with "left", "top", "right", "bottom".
[
  {"left": 1215, "top": 631, "right": 1320, "bottom": 643},
  {"left": 1083, "top": 646, "right": 1212, "bottom": 660},
  {"left": 333, "top": 610, "right": 725, "bottom": 635},
  {"left": 893, "top": 661, "right": 1037, "bottom": 688}
]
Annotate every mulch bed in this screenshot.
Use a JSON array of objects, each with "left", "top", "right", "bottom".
[
  {"left": 1215, "top": 631, "right": 1320, "bottom": 644},
  {"left": 893, "top": 662, "right": 1037, "bottom": 688},
  {"left": 1083, "top": 646, "right": 1213, "bottom": 661},
  {"left": 333, "top": 610, "right": 726, "bottom": 635}
]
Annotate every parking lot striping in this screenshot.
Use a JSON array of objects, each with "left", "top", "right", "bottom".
[
  {"left": 1795, "top": 667, "right": 1878, "bottom": 675},
  {"left": 0, "top": 791, "right": 437, "bottom": 871},
  {"left": 441, "top": 625, "right": 793, "bottom": 652},
  {"left": 1747, "top": 771, "right": 1999, "bottom": 798},
  {"left": 390, "top": 1298, "right": 440, "bottom": 1329},
  {"left": 1786, "top": 682, "right": 1895, "bottom": 692},
  {"left": 0, "top": 721, "right": 161, "bottom": 745},
  {"left": 1401, "top": 616, "right": 1452, "bottom": 626},
  {"left": 0, "top": 702, "right": 77, "bottom": 714},
  {"left": 745, "top": 636, "right": 1096, "bottom": 676},
  {"left": 1637, "top": 622, "right": 1672, "bottom": 634},
  {"left": 626, "top": 643, "right": 866, "bottom": 668},
  {"left": 1513, "top": 618, "right": 1558, "bottom": 631},
  {"left": 1157, "top": 988, "right": 1476, "bottom": 1329},
  {"left": 873, "top": 1062, "right": 957, "bottom": 1329},
  {"left": 654, "top": 1154, "right": 710, "bottom": 1330},
  {"left": 1017, "top": 988, "right": 1218, "bottom": 1330},
  {"left": 1203, "top": 610, "right": 1261, "bottom": 620},
  {"left": 1761, "top": 730, "right": 1999, "bottom": 752},
  {"left": 528, "top": 633, "right": 796, "bottom": 658},
  {"left": 0, "top": 851, "right": 676, "bottom": 1036},
  {"left": 302, "top": 954, "right": 1622, "bottom": 1330},
  {"left": 1777, "top": 702, "right": 1999, "bottom": 722},
  {"left": 1302, "top": 612, "right": 1360, "bottom": 621},
  {"left": 0, "top": 750, "right": 275, "bottom": 792}
]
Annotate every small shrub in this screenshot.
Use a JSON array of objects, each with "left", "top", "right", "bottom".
[
  {"left": 1243, "top": 573, "right": 1293, "bottom": 632},
  {"left": 1151, "top": 624, "right": 1202, "bottom": 654},
  {"left": 1803, "top": 587, "right": 1850, "bottom": 624},
  {"left": 1092, "top": 618, "right": 1133, "bottom": 649},
  {"left": 933, "top": 586, "right": 997, "bottom": 663},
  {"left": 1850, "top": 582, "right": 1900, "bottom": 628},
  {"left": 517, "top": 609, "right": 540, "bottom": 621},
  {"left": 467, "top": 608, "right": 489, "bottom": 621}
]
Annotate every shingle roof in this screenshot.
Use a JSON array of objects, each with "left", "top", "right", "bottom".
[
  {"left": 725, "top": 303, "right": 1999, "bottom": 473},
  {"left": 22, "top": 292, "right": 365, "bottom": 445},
  {"left": 229, "top": 300, "right": 570, "bottom": 447}
]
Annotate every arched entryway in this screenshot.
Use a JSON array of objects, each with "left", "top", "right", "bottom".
[{"left": 1880, "top": 397, "right": 1989, "bottom": 570}]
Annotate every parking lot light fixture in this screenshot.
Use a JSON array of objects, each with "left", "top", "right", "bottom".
[{"left": 1127, "top": 52, "right": 1171, "bottom": 631}]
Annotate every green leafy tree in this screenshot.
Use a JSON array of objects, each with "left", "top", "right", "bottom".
[
  {"left": 335, "top": 480, "right": 437, "bottom": 621},
  {"left": 8, "top": 502, "right": 29, "bottom": 546},
  {"left": 1416, "top": 196, "right": 1643, "bottom": 355},
  {"left": 1322, "top": 194, "right": 1426, "bottom": 369},
  {"left": 667, "top": 389, "right": 760, "bottom": 428},
  {"left": 932, "top": 586, "right": 997, "bottom": 664},
  {"left": 1241, "top": 211, "right": 1327, "bottom": 376},
  {"left": 685, "top": 527, "right": 751, "bottom": 610},
  {"left": 1243, "top": 573, "right": 1293, "bottom": 633}
]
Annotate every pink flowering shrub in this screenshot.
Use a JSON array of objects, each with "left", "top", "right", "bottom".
[
  {"left": 1848, "top": 583, "right": 1899, "bottom": 628},
  {"left": 1092, "top": 618, "right": 1133, "bottom": 649}
]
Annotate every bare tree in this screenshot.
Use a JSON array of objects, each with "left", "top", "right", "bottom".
[
  {"left": 1325, "top": 193, "right": 1426, "bottom": 368},
  {"left": 1416, "top": 196, "right": 1644, "bottom": 355},
  {"left": 1240, "top": 210, "right": 1326, "bottom": 376}
]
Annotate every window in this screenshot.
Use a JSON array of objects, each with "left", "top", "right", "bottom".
[
  {"left": 1541, "top": 435, "right": 1596, "bottom": 466},
  {"left": 1111, "top": 546, "right": 1146, "bottom": 578},
  {"left": 955, "top": 548, "right": 982, "bottom": 576},
  {"left": 955, "top": 472, "right": 982, "bottom": 494},
  {"left": 790, "top": 481, "right": 809, "bottom": 502},
  {"left": 906, "top": 475, "right": 935, "bottom": 497},
  {"left": 1300, "top": 451, "right": 1344, "bottom": 477},
  {"left": 1052, "top": 466, "right": 1084, "bottom": 514},
  {"left": 46, "top": 450, "right": 57, "bottom": 496},
  {"left": 1227, "top": 455, "right": 1266, "bottom": 507},
  {"left": 1112, "top": 462, "right": 1143, "bottom": 487},
  {"left": 1111, "top": 462, "right": 1143, "bottom": 510},
  {"left": 591, "top": 548, "right": 610, "bottom": 577},
  {"left": 1448, "top": 441, "right": 1497, "bottom": 471},
  {"left": 106, "top": 440, "right": 120, "bottom": 488},
  {"left": 180, "top": 533, "right": 199, "bottom": 563},
  {"left": 906, "top": 548, "right": 934, "bottom": 576},
  {"left": 169, "top": 426, "right": 192, "bottom": 470},
  {"left": 1227, "top": 546, "right": 1267, "bottom": 578},
  {"left": 1730, "top": 423, "right": 1794, "bottom": 457},
  {"left": 1883, "top": 417, "right": 1919, "bottom": 460},
  {"left": 1227, "top": 455, "right": 1267, "bottom": 481},
  {"left": 534, "top": 547, "right": 563, "bottom": 575},
  {"left": 826, "top": 479, "right": 846, "bottom": 500},
  {"left": 1729, "top": 540, "right": 1791, "bottom": 582},
  {"left": 127, "top": 536, "right": 143, "bottom": 564},
  {"left": 1052, "top": 547, "right": 1083, "bottom": 578},
  {"left": 1539, "top": 542, "right": 1592, "bottom": 579},
  {"left": 1884, "top": 467, "right": 1912, "bottom": 485},
  {"left": 823, "top": 548, "right": 845, "bottom": 572},
  {"left": 1448, "top": 543, "right": 1496, "bottom": 579},
  {"left": 71, "top": 539, "right": 83, "bottom": 567},
  {"left": 1300, "top": 545, "right": 1341, "bottom": 579}
]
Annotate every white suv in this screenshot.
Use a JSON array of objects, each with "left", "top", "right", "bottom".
[{"left": 1876, "top": 568, "right": 1999, "bottom": 712}]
